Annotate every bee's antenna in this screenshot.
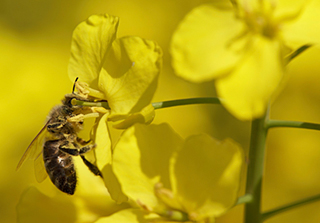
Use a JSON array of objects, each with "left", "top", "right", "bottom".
[{"left": 72, "top": 77, "right": 79, "bottom": 94}]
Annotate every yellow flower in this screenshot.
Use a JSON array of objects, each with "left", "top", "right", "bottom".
[
  {"left": 171, "top": 0, "right": 320, "bottom": 120},
  {"left": 99, "top": 123, "right": 243, "bottom": 222},
  {"left": 17, "top": 14, "right": 163, "bottom": 221},
  {"left": 68, "top": 14, "right": 161, "bottom": 122},
  {"left": 67, "top": 14, "right": 162, "bottom": 199}
]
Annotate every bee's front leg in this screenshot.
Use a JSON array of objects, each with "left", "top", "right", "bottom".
[
  {"left": 67, "top": 112, "right": 100, "bottom": 123},
  {"left": 80, "top": 155, "right": 103, "bottom": 177}
]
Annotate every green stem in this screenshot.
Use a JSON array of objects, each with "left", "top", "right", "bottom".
[
  {"left": 73, "top": 97, "right": 221, "bottom": 110},
  {"left": 267, "top": 120, "right": 320, "bottom": 131},
  {"left": 262, "top": 193, "right": 320, "bottom": 221},
  {"left": 244, "top": 114, "right": 268, "bottom": 223},
  {"left": 152, "top": 97, "right": 221, "bottom": 109},
  {"left": 285, "top": 44, "right": 311, "bottom": 63}
]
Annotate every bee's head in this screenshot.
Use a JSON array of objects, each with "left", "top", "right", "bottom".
[
  {"left": 62, "top": 77, "right": 89, "bottom": 107},
  {"left": 62, "top": 93, "right": 88, "bottom": 107}
]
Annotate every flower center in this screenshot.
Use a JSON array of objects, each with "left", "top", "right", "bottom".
[
  {"left": 238, "top": 0, "right": 280, "bottom": 39},
  {"left": 246, "top": 12, "right": 278, "bottom": 38}
]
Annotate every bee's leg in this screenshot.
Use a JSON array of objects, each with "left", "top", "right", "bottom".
[
  {"left": 77, "top": 137, "right": 91, "bottom": 145},
  {"left": 80, "top": 155, "right": 103, "bottom": 178},
  {"left": 79, "top": 144, "right": 96, "bottom": 155},
  {"left": 67, "top": 113, "right": 99, "bottom": 123},
  {"left": 59, "top": 146, "right": 79, "bottom": 156},
  {"left": 59, "top": 144, "right": 102, "bottom": 178},
  {"left": 59, "top": 144, "right": 96, "bottom": 156}
]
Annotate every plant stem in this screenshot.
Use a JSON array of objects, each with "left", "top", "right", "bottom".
[
  {"left": 152, "top": 97, "right": 221, "bottom": 109},
  {"left": 262, "top": 193, "right": 320, "bottom": 221},
  {"left": 244, "top": 114, "right": 268, "bottom": 223},
  {"left": 267, "top": 120, "right": 320, "bottom": 131},
  {"left": 73, "top": 97, "right": 222, "bottom": 110},
  {"left": 285, "top": 44, "right": 311, "bottom": 63}
]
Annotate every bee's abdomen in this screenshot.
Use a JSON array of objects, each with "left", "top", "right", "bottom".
[{"left": 43, "top": 140, "right": 77, "bottom": 195}]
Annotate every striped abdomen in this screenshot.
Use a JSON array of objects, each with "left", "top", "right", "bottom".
[{"left": 43, "top": 140, "right": 77, "bottom": 195}]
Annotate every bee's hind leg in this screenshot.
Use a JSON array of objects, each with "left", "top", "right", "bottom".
[
  {"left": 80, "top": 155, "right": 103, "bottom": 178},
  {"left": 59, "top": 144, "right": 102, "bottom": 178}
]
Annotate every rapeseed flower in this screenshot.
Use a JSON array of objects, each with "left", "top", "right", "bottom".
[
  {"left": 17, "top": 13, "right": 162, "bottom": 221},
  {"left": 98, "top": 123, "right": 243, "bottom": 222},
  {"left": 67, "top": 14, "right": 162, "bottom": 200},
  {"left": 69, "top": 14, "right": 161, "bottom": 126},
  {"left": 171, "top": 0, "right": 320, "bottom": 120}
]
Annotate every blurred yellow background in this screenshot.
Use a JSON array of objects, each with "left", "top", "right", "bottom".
[{"left": 1, "top": 0, "right": 320, "bottom": 222}]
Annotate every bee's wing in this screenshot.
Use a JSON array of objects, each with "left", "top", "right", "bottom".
[
  {"left": 34, "top": 151, "right": 48, "bottom": 183},
  {"left": 16, "top": 121, "right": 49, "bottom": 171}
]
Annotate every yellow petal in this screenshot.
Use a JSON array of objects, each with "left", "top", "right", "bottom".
[
  {"left": 93, "top": 113, "right": 112, "bottom": 170},
  {"left": 170, "top": 135, "right": 243, "bottom": 220},
  {"left": 281, "top": 0, "right": 320, "bottom": 49},
  {"left": 99, "top": 36, "right": 162, "bottom": 114},
  {"left": 94, "top": 209, "right": 160, "bottom": 223},
  {"left": 17, "top": 183, "right": 128, "bottom": 223},
  {"left": 109, "top": 104, "right": 155, "bottom": 129},
  {"left": 153, "top": 182, "right": 185, "bottom": 213},
  {"left": 216, "top": 36, "right": 284, "bottom": 120},
  {"left": 102, "top": 164, "right": 128, "bottom": 204},
  {"left": 68, "top": 14, "right": 119, "bottom": 88},
  {"left": 17, "top": 187, "right": 77, "bottom": 223},
  {"left": 112, "top": 123, "right": 183, "bottom": 209},
  {"left": 274, "top": 0, "right": 307, "bottom": 17},
  {"left": 73, "top": 157, "right": 130, "bottom": 220},
  {"left": 237, "top": 0, "right": 305, "bottom": 14},
  {"left": 86, "top": 113, "right": 128, "bottom": 203},
  {"left": 171, "top": 3, "right": 245, "bottom": 83}
]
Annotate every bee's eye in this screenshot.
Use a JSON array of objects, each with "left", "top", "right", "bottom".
[{"left": 67, "top": 99, "right": 74, "bottom": 106}]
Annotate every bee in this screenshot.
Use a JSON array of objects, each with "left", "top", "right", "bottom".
[{"left": 17, "top": 78, "right": 103, "bottom": 195}]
